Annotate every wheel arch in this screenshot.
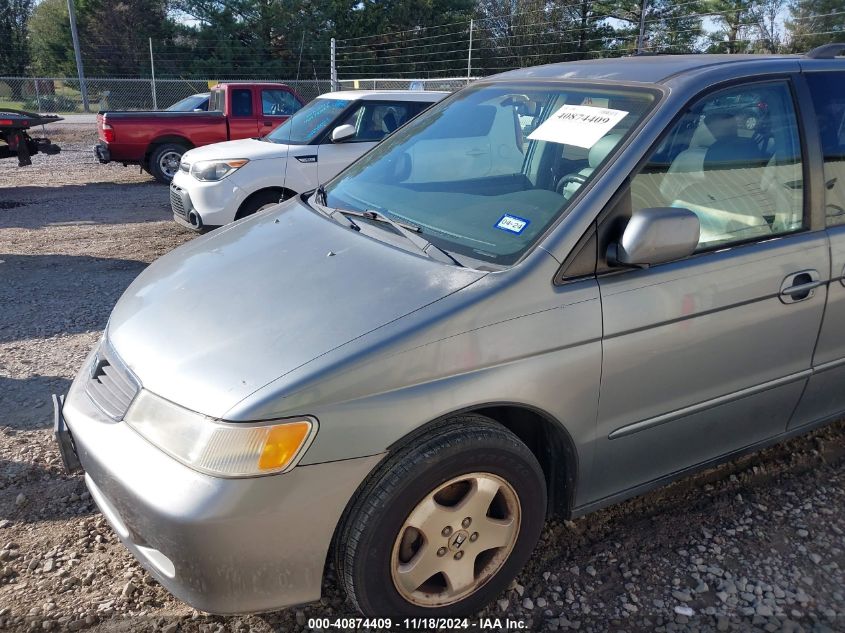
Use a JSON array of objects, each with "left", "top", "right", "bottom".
[
  {"left": 385, "top": 402, "right": 579, "bottom": 519},
  {"left": 144, "top": 135, "right": 194, "bottom": 166},
  {"left": 234, "top": 186, "right": 298, "bottom": 220}
]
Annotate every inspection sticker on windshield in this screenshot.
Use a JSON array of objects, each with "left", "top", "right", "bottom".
[
  {"left": 528, "top": 104, "right": 628, "bottom": 148},
  {"left": 495, "top": 214, "right": 530, "bottom": 234}
]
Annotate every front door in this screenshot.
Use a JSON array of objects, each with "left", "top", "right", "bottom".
[
  {"left": 587, "top": 78, "right": 829, "bottom": 504},
  {"left": 228, "top": 87, "right": 260, "bottom": 139},
  {"left": 259, "top": 88, "right": 302, "bottom": 135},
  {"left": 318, "top": 101, "right": 417, "bottom": 185}
]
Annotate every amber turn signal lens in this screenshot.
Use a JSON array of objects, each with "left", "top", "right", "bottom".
[{"left": 258, "top": 421, "right": 312, "bottom": 471}]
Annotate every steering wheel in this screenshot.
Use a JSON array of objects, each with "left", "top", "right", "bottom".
[{"left": 555, "top": 173, "right": 587, "bottom": 196}]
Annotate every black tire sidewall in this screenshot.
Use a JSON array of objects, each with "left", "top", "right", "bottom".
[
  {"left": 149, "top": 144, "right": 185, "bottom": 184},
  {"left": 350, "top": 434, "right": 546, "bottom": 618},
  {"left": 237, "top": 190, "right": 282, "bottom": 219}
]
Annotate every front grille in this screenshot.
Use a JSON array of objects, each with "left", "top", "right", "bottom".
[
  {"left": 170, "top": 184, "right": 187, "bottom": 218},
  {"left": 85, "top": 342, "right": 140, "bottom": 421}
]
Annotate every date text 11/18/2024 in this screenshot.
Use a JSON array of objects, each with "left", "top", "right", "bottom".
[{"left": 307, "top": 617, "right": 528, "bottom": 630}]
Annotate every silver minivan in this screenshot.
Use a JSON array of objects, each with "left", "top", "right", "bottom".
[{"left": 55, "top": 47, "right": 845, "bottom": 617}]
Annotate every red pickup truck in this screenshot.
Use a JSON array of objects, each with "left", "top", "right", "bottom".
[{"left": 94, "top": 82, "right": 304, "bottom": 183}]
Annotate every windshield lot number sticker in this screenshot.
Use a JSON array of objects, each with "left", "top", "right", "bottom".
[
  {"left": 496, "top": 214, "right": 529, "bottom": 234},
  {"left": 528, "top": 104, "right": 628, "bottom": 148}
]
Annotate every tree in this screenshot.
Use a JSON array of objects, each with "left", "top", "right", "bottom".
[
  {"left": 704, "top": 0, "right": 759, "bottom": 53},
  {"left": 786, "top": 0, "right": 845, "bottom": 52},
  {"left": 28, "top": 0, "right": 77, "bottom": 76},
  {"left": 0, "top": 0, "right": 33, "bottom": 77},
  {"left": 80, "top": 0, "right": 174, "bottom": 76}
]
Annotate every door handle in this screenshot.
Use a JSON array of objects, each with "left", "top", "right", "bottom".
[
  {"left": 466, "top": 149, "right": 487, "bottom": 157},
  {"left": 780, "top": 270, "right": 822, "bottom": 304},
  {"left": 263, "top": 121, "right": 273, "bottom": 127}
]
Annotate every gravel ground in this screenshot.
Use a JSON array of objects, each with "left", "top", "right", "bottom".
[{"left": 1, "top": 123, "right": 844, "bottom": 633}]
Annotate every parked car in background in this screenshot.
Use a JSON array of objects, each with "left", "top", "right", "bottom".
[
  {"left": 56, "top": 46, "right": 845, "bottom": 618},
  {"left": 94, "top": 83, "right": 304, "bottom": 183},
  {"left": 170, "top": 90, "right": 447, "bottom": 230},
  {"left": 166, "top": 93, "right": 210, "bottom": 112}
]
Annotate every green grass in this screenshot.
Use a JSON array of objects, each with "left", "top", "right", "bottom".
[{"left": 0, "top": 99, "right": 26, "bottom": 112}]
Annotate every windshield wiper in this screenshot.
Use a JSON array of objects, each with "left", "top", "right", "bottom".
[
  {"left": 309, "top": 188, "right": 361, "bottom": 231},
  {"left": 342, "top": 208, "right": 463, "bottom": 266},
  {"left": 309, "top": 192, "right": 461, "bottom": 266}
]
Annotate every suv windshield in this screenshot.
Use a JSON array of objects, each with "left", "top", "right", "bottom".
[
  {"left": 324, "top": 82, "right": 656, "bottom": 266},
  {"left": 264, "top": 98, "right": 350, "bottom": 145}
]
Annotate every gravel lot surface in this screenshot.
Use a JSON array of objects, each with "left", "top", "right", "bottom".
[{"left": 1, "top": 122, "right": 844, "bottom": 633}]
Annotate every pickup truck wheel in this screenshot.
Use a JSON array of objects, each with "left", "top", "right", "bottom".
[
  {"left": 335, "top": 415, "right": 546, "bottom": 617},
  {"left": 149, "top": 143, "right": 186, "bottom": 184}
]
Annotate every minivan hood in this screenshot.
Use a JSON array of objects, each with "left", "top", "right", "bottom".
[
  {"left": 107, "top": 198, "right": 484, "bottom": 418},
  {"left": 182, "top": 137, "right": 290, "bottom": 162}
]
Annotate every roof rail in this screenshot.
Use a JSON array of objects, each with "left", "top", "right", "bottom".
[{"left": 805, "top": 43, "right": 845, "bottom": 59}]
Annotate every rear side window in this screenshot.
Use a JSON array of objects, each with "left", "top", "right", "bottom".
[
  {"left": 231, "top": 89, "right": 253, "bottom": 117},
  {"left": 262, "top": 89, "right": 302, "bottom": 116},
  {"left": 805, "top": 72, "right": 845, "bottom": 227},
  {"left": 630, "top": 80, "right": 804, "bottom": 250}
]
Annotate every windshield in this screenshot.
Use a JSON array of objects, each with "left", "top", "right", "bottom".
[
  {"left": 264, "top": 97, "right": 350, "bottom": 145},
  {"left": 166, "top": 94, "right": 208, "bottom": 111},
  {"left": 324, "top": 82, "right": 656, "bottom": 266}
]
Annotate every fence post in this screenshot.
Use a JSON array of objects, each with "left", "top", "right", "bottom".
[
  {"left": 330, "top": 38, "right": 338, "bottom": 91},
  {"left": 636, "top": 0, "right": 648, "bottom": 54},
  {"left": 467, "top": 19, "right": 474, "bottom": 84},
  {"left": 66, "top": 0, "right": 90, "bottom": 112},
  {"left": 34, "top": 78, "right": 42, "bottom": 112},
  {"left": 149, "top": 38, "right": 158, "bottom": 109}
]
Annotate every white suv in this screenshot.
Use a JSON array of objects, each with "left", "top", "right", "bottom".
[{"left": 169, "top": 90, "right": 447, "bottom": 230}]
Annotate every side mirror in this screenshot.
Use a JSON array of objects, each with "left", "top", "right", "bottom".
[
  {"left": 609, "top": 207, "right": 700, "bottom": 267},
  {"left": 331, "top": 124, "right": 356, "bottom": 143}
]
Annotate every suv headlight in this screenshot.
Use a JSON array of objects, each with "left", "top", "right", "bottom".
[
  {"left": 190, "top": 158, "right": 249, "bottom": 181},
  {"left": 124, "top": 390, "right": 315, "bottom": 477}
]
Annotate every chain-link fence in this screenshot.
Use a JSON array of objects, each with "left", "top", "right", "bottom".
[
  {"left": 0, "top": 77, "right": 334, "bottom": 113},
  {"left": 337, "top": 77, "right": 473, "bottom": 92}
]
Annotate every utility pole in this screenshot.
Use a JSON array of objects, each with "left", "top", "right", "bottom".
[
  {"left": 149, "top": 38, "right": 158, "bottom": 109},
  {"left": 467, "top": 19, "right": 474, "bottom": 84},
  {"left": 67, "top": 0, "right": 89, "bottom": 112},
  {"left": 636, "top": 0, "right": 648, "bottom": 54},
  {"left": 330, "top": 38, "right": 338, "bottom": 91}
]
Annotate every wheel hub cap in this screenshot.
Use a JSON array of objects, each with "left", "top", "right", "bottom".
[{"left": 390, "top": 472, "right": 521, "bottom": 607}]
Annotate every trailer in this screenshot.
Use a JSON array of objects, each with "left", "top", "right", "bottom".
[{"left": 0, "top": 109, "right": 62, "bottom": 166}]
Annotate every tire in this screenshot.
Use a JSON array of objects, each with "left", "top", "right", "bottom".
[
  {"left": 335, "top": 415, "right": 547, "bottom": 618},
  {"left": 148, "top": 143, "right": 186, "bottom": 184},
  {"left": 235, "top": 189, "right": 285, "bottom": 220}
]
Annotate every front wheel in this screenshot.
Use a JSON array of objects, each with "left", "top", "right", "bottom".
[{"left": 335, "top": 415, "right": 547, "bottom": 617}]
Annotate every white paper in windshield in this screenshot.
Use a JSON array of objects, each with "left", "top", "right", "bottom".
[{"left": 528, "top": 104, "right": 628, "bottom": 149}]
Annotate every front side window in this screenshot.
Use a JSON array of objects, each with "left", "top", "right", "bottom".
[
  {"left": 324, "top": 83, "right": 656, "bottom": 266},
  {"left": 262, "top": 89, "right": 302, "bottom": 116},
  {"left": 630, "top": 81, "right": 804, "bottom": 250},
  {"left": 333, "top": 102, "right": 413, "bottom": 142},
  {"left": 805, "top": 72, "right": 845, "bottom": 227},
  {"left": 231, "top": 89, "right": 253, "bottom": 117},
  {"left": 264, "top": 98, "right": 350, "bottom": 145}
]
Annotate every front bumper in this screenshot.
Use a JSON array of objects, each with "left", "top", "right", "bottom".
[
  {"left": 170, "top": 170, "right": 246, "bottom": 228},
  {"left": 58, "top": 364, "right": 383, "bottom": 614},
  {"left": 94, "top": 142, "right": 110, "bottom": 164}
]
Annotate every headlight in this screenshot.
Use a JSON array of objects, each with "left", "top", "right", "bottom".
[
  {"left": 190, "top": 158, "right": 249, "bottom": 181},
  {"left": 124, "top": 390, "right": 315, "bottom": 477}
]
